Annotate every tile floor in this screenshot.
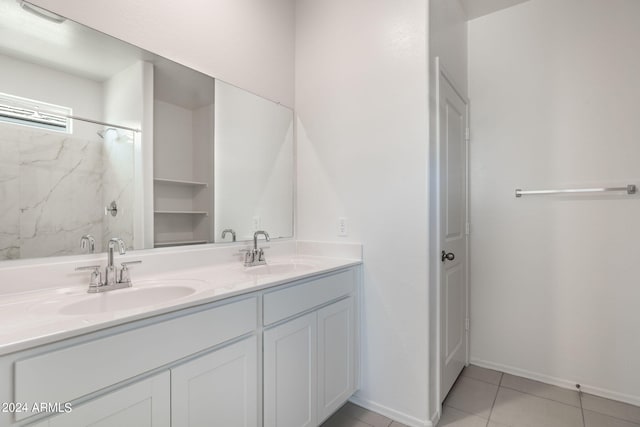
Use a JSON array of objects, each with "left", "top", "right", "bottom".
[
  {"left": 321, "top": 365, "right": 640, "bottom": 427},
  {"left": 321, "top": 401, "right": 409, "bottom": 427},
  {"left": 440, "top": 365, "right": 640, "bottom": 427}
]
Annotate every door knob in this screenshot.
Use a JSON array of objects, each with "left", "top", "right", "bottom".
[{"left": 441, "top": 251, "right": 455, "bottom": 262}]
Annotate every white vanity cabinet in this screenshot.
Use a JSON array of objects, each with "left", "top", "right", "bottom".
[
  {"left": 171, "top": 336, "right": 258, "bottom": 427},
  {"left": 28, "top": 336, "right": 259, "bottom": 427},
  {"left": 2, "top": 265, "right": 359, "bottom": 427},
  {"left": 263, "top": 269, "right": 357, "bottom": 427},
  {"left": 30, "top": 372, "right": 170, "bottom": 427},
  {"left": 264, "top": 312, "right": 318, "bottom": 427},
  {"left": 316, "top": 297, "right": 356, "bottom": 422},
  {"left": 5, "top": 296, "right": 258, "bottom": 427}
]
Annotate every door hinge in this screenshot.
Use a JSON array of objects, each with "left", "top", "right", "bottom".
[
  {"left": 465, "top": 318, "right": 470, "bottom": 331},
  {"left": 465, "top": 128, "right": 470, "bottom": 142},
  {"left": 465, "top": 222, "right": 471, "bottom": 235}
]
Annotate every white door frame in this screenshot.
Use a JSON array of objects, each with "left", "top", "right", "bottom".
[{"left": 434, "top": 56, "right": 470, "bottom": 415}]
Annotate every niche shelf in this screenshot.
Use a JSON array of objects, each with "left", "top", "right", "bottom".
[
  {"left": 154, "top": 239, "right": 208, "bottom": 248},
  {"left": 154, "top": 210, "right": 209, "bottom": 215},
  {"left": 154, "top": 178, "right": 208, "bottom": 187}
]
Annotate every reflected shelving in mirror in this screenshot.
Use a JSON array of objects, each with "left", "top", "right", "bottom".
[
  {"left": 154, "top": 178, "right": 209, "bottom": 187},
  {"left": 153, "top": 240, "right": 208, "bottom": 248},
  {"left": 154, "top": 211, "right": 209, "bottom": 215}
]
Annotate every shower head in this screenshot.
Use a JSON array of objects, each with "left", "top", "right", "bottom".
[{"left": 97, "top": 127, "right": 118, "bottom": 139}]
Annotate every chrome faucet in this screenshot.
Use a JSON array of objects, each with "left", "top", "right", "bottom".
[
  {"left": 75, "top": 238, "right": 142, "bottom": 293},
  {"left": 80, "top": 234, "right": 95, "bottom": 253},
  {"left": 221, "top": 228, "right": 236, "bottom": 242},
  {"left": 106, "top": 238, "right": 126, "bottom": 285},
  {"left": 241, "top": 230, "right": 270, "bottom": 267}
]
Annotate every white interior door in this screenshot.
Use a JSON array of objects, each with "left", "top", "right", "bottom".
[{"left": 438, "top": 68, "right": 469, "bottom": 402}]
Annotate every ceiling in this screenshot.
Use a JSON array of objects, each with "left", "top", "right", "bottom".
[{"left": 461, "top": 0, "right": 531, "bottom": 20}]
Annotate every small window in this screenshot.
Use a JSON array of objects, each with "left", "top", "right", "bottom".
[{"left": 0, "top": 92, "right": 71, "bottom": 133}]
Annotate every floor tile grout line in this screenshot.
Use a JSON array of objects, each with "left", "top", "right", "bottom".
[
  {"left": 580, "top": 394, "right": 640, "bottom": 426},
  {"left": 485, "top": 372, "right": 504, "bottom": 427},
  {"left": 441, "top": 403, "right": 493, "bottom": 426},
  {"left": 461, "top": 372, "right": 502, "bottom": 387},
  {"left": 466, "top": 368, "right": 584, "bottom": 407},
  {"left": 333, "top": 404, "right": 377, "bottom": 427},
  {"left": 498, "top": 383, "right": 582, "bottom": 408},
  {"left": 581, "top": 407, "right": 640, "bottom": 427},
  {"left": 578, "top": 387, "right": 586, "bottom": 427},
  {"left": 465, "top": 368, "right": 640, "bottom": 426}
]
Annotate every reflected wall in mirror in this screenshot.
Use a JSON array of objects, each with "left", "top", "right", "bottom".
[
  {"left": 0, "top": 0, "right": 295, "bottom": 261},
  {"left": 0, "top": 0, "right": 144, "bottom": 260},
  {"left": 214, "top": 81, "right": 294, "bottom": 242}
]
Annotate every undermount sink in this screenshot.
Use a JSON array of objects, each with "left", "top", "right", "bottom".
[
  {"left": 33, "top": 279, "right": 204, "bottom": 316},
  {"left": 243, "top": 262, "right": 316, "bottom": 276},
  {"left": 59, "top": 285, "right": 196, "bottom": 315}
]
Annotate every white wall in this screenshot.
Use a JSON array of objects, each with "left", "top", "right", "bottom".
[
  {"left": 0, "top": 53, "right": 103, "bottom": 140},
  {"left": 30, "top": 0, "right": 295, "bottom": 108},
  {"left": 295, "top": 1, "right": 430, "bottom": 425},
  {"left": 469, "top": 0, "right": 640, "bottom": 405},
  {"left": 428, "top": 0, "right": 468, "bottom": 420},
  {"left": 154, "top": 100, "right": 195, "bottom": 182}
]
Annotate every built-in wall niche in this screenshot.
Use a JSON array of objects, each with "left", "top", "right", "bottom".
[{"left": 153, "top": 64, "right": 214, "bottom": 247}]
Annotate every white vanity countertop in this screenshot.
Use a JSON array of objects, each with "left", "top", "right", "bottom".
[{"left": 0, "top": 253, "right": 361, "bottom": 356}]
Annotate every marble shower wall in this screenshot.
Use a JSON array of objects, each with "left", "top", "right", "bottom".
[{"left": 0, "top": 123, "right": 134, "bottom": 260}]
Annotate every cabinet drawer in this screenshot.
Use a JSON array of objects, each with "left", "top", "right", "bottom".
[
  {"left": 263, "top": 269, "right": 355, "bottom": 326},
  {"left": 14, "top": 297, "right": 257, "bottom": 421}
]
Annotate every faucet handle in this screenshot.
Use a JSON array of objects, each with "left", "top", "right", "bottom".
[
  {"left": 75, "top": 265, "right": 102, "bottom": 288},
  {"left": 75, "top": 265, "right": 101, "bottom": 272},
  {"left": 119, "top": 261, "right": 142, "bottom": 285},
  {"left": 239, "top": 248, "right": 255, "bottom": 265},
  {"left": 121, "top": 260, "right": 142, "bottom": 267}
]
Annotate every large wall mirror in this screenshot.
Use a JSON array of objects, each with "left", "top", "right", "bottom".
[{"left": 0, "top": 0, "right": 294, "bottom": 261}]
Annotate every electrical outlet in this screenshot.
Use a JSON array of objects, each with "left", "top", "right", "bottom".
[
  {"left": 253, "top": 216, "right": 260, "bottom": 231},
  {"left": 338, "top": 217, "right": 348, "bottom": 236}
]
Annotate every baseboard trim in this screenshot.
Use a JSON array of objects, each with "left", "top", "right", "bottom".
[
  {"left": 470, "top": 358, "right": 640, "bottom": 407},
  {"left": 348, "top": 395, "right": 432, "bottom": 427},
  {"left": 430, "top": 409, "right": 441, "bottom": 426}
]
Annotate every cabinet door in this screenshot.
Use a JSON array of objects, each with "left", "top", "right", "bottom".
[
  {"left": 171, "top": 336, "right": 258, "bottom": 427},
  {"left": 317, "top": 297, "right": 356, "bottom": 423},
  {"left": 45, "top": 372, "right": 169, "bottom": 427},
  {"left": 264, "top": 312, "right": 317, "bottom": 427}
]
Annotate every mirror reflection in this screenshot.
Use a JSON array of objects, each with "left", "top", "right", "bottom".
[
  {"left": 0, "top": 0, "right": 294, "bottom": 261},
  {"left": 0, "top": 118, "right": 135, "bottom": 260},
  {"left": 153, "top": 67, "right": 214, "bottom": 248},
  {"left": 214, "top": 80, "right": 294, "bottom": 242}
]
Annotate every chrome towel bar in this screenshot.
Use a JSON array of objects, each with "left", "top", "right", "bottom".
[{"left": 515, "top": 184, "right": 637, "bottom": 198}]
